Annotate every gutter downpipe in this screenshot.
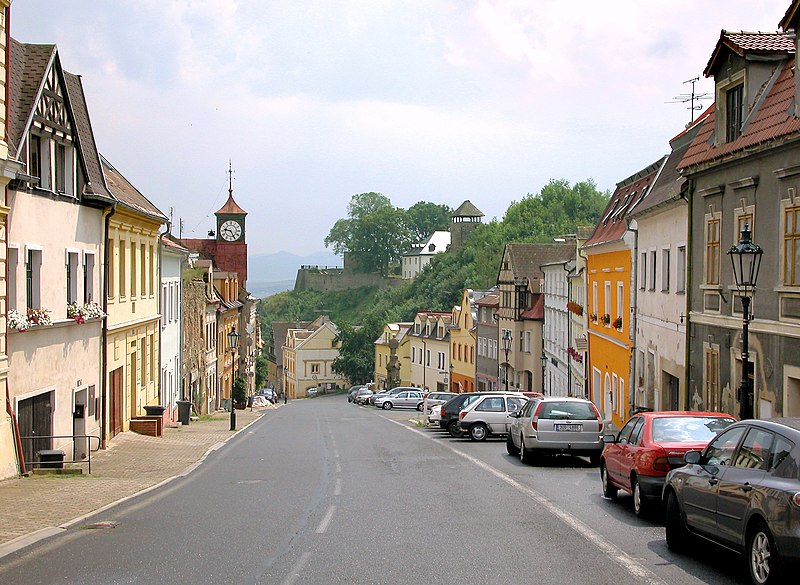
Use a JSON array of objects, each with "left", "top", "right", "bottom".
[
  {"left": 577, "top": 246, "right": 590, "bottom": 401},
  {"left": 563, "top": 262, "right": 572, "bottom": 397},
  {"left": 100, "top": 201, "right": 117, "bottom": 449},
  {"left": 629, "top": 224, "right": 638, "bottom": 419},
  {"left": 683, "top": 178, "right": 694, "bottom": 411},
  {"left": 157, "top": 223, "right": 169, "bottom": 416}
]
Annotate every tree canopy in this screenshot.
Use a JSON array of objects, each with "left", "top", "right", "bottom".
[
  {"left": 331, "top": 317, "right": 384, "bottom": 385},
  {"left": 406, "top": 201, "right": 452, "bottom": 242}
]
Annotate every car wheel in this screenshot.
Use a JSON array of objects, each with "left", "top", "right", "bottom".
[
  {"left": 416, "top": 402, "right": 424, "bottom": 412},
  {"left": 664, "top": 490, "right": 688, "bottom": 552},
  {"left": 519, "top": 436, "right": 534, "bottom": 464},
  {"left": 506, "top": 433, "right": 520, "bottom": 455},
  {"left": 382, "top": 402, "right": 393, "bottom": 410},
  {"left": 447, "top": 420, "right": 463, "bottom": 438},
  {"left": 748, "top": 522, "right": 781, "bottom": 585},
  {"left": 469, "top": 423, "right": 488, "bottom": 442},
  {"left": 632, "top": 476, "right": 648, "bottom": 517},
  {"left": 601, "top": 464, "right": 618, "bottom": 500}
]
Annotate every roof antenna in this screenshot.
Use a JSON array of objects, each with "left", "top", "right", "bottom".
[{"left": 667, "top": 77, "right": 711, "bottom": 124}]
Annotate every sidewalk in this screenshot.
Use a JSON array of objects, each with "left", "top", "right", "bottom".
[{"left": 0, "top": 406, "right": 275, "bottom": 554}]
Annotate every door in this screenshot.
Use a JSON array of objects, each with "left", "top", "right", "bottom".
[
  {"left": 73, "top": 388, "right": 88, "bottom": 460},
  {"left": 606, "top": 416, "right": 641, "bottom": 491},
  {"left": 17, "top": 392, "right": 53, "bottom": 467},
  {"left": 109, "top": 367, "right": 124, "bottom": 438},
  {"left": 665, "top": 373, "right": 679, "bottom": 411},
  {"left": 504, "top": 397, "right": 527, "bottom": 432}
]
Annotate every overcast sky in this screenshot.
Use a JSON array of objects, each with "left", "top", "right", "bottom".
[{"left": 11, "top": 0, "right": 788, "bottom": 256}]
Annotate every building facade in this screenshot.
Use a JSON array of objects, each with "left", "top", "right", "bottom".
[
  {"left": 475, "top": 291, "right": 499, "bottom": 392},
  {"left": 160, "top": 235, "right": 189, "bottom": 422}
]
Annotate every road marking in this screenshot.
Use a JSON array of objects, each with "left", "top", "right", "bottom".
[
  {"left": 334, "top": 478, "right": 342, "bottom": 496},
  {"left": 335, "top": 462, "right": 341, "bottom": 473},
  {"left": 316, "top": 505, "right": 337, "bottom": 533},
  {"left": 382, "top": 416, "right": 668, "bottom": 585},
  {"left": 333, "top": 450, "right": 340, "bottom": 459},
  {"left": 280, "top": 551, "right": 311, "bottom": 585}
]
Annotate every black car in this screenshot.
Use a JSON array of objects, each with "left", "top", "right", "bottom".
[
  {"left": 347, "top": 385, "right": 365, "bottom": 403},
  {"left": 439, "top": 392, "right": 515, "bottom": 438},
  {"left": 663, "top": 418, "right": 800, "bottom": 585}
]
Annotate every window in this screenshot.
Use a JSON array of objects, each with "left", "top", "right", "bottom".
[
  {"left": 734, "top": 428, "right": 774, "bottom": 470},
  {"left": 661, "top": 248, "right": 670, "bottom": 292},
  {"left": 140, "top": 244, "right": 146, "bottom": 296},
  {"left": 55, "top": 143, "right": 66, "bottom": 193},
  {"left": 26, "top": 248, "right": 42, "bottom": 309},
  {"left": 476, "top": 397, "right": 504, "bottom": 412},
  {"left": 705, "top": 427, "right": 746, "bottom": 466},
  {"left": 83, "top": 252, "right": 95, "bottom": 303},
  {"left": 784, "top": 204, "right": 800, "bottom": 286},
  {"left": 161, "top": 283, "right": 167, "bottom": 328},
  {"left": 616, "top": 282, "right": 624, "bottom": 320},
  {"left": 604, "top": 281, "right": 611, "bottom": 317},
  {"left": 438, "top": 351, "right": 445, "bottom": 370},
  {"left": 150, "top": 245, "right": 155, "bottom": 296},
  {"left": 706, "top": 215, "right": 721, "bottom": 286},
  {"left": 311, "top": 363, "right": 320, "bottom": 375},
  {"left": 119, "top": 239, "right": 126, "bottom": 298},
  {"left": 618, "top": 378, "right": 625, "bottom": 417},
  {"left": 130, "top": 240, "right": 137, "bottom": 297},
  {"left": 639, "top": 252, "right": 647, "bottom": 290},
  {"left": 677, "top": 246, "right": 686, "bottom": 293},
  {"left": 426, "top": 349, "right": 430, "bottom": 367},
  {"left": 7, "top": 247, "right": 18, "bottom": 311},
  {"left": 29, "top": 135, "right": 41, "bottom": 181},
  {"left": 412, "top": 347, "right": 416, "bottom": 363},
  {"left": 704, "top": 344, "right": 721, "bottom": 411},
  {"left": 737, "top": 211, "right": 754, "bottom": 240},
  {"left": 592, "top": 282, "right": 598, "bottom": 317},
  {"left": 725, "top": 83, "right": 744, "bottom": 142},
  {"left": 66, "top": 250, "right": 79, "bottom": 304},
  {"left": 522, "top": 331, "right": 531, "bottom": 353},
  {"left": 649, "top": 250, "right": 657, "bottom": 290}
]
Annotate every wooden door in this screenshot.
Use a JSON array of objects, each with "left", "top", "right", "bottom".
[
  {"left": 109, "top": 367, "right": 123, "bottom": 437},
  {"left": 17, "top": 392, "right": 53, "bottom": 466}
]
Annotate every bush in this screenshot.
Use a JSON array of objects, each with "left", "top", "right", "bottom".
[{"left": 233, "top": 377, "right": 247, "bottom": 409}]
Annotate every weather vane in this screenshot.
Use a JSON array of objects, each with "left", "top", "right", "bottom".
[{"left": 667, "top": 77, "right": 711, "bottom": 125}]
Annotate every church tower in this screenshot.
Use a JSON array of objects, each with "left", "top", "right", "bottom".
[
  {"left": 450, "top": 200, "right": 484, "bottom": 251},
  {"left": 213, "top": 162, "right": 249, "bottom": 286}
]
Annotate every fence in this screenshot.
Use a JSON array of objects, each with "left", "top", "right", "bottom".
[{"left": 19, "top": 434, "right": 102, "bottom": 475}]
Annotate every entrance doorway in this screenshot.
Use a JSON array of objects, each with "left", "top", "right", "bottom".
[
  {"left": 109, "top": 367, "right": 123, "bottom": 438},
  {"left": 17, "top": 391, "right": 53, "bottom": 467},
  {"left": 664, "top": 372, "right": 679, "bottom": 411}
]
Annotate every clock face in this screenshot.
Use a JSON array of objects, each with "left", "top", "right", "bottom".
[{"left": 220, "top": 220, "right": 242, "bottom": 241}]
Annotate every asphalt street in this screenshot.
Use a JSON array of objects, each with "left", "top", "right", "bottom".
[{"left": 0, "top": 395, "right": 749, "bottom": 585}]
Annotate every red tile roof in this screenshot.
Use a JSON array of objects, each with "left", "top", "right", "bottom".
[
  {"left": 216, "top": 192, "right": 247, "bottom": 216},
  {"left": 520, "top": 293, "right": 544, "bottom": 320},
  {"left": 680, "top": 61, "right": 800, "bottom": 169},
  {"left": 704, "top": 31, "right": 795, "bottom": 76},
  {"left": 780, "top": 0, "right": 800, "bottom": 31}
]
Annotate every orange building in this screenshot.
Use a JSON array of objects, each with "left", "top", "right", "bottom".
[
  {"left": 449, "top": 289, "right": 487, "bottom": 393},
  {"left": 582, "top": 160, "right": 664, "bottom": 429}
]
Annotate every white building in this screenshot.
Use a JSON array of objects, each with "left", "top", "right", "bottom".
[
  {"left": 160, "top": 235, "right": 189, "bottom": 422},
  {"left": 542, "top": 260, "right": 571, "bottom": 396},
  {"left": 401, "top": 230, "right": 450, "bottom": 280}
]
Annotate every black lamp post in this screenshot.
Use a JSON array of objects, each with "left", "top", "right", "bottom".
[
  {"left": 541, "top": 354, "right": 548, "bottom": 395},
  {"left": 449, "top": 362, "right": 454, "bottom": 393},
  {"left": 727, "top": 225, "right": 763, "bottom": 420},
  {"left": 228, "top": 326, "right": 240, "bottom": 430},
  {"left": 501, "top": 330, "right": 512, "bottom": 391}
]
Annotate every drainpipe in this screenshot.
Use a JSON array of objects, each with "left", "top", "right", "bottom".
[
  {"left": 577, "top": 246, "right": 590, "bottom": 401},
  {"left": 628, "top": 224, "right": 639, "bottom": 418},
  {"left": 6, "top": 387, "right": 25, "bottom": 475},
  {"left": 157, "top": 222, "right": 169, "bottom": 414},
  {"left": 101, "top": 201, "right": 117, "bottom": 449},
  {"left": 564, "top": 262, "right": 572, "bottom": 396},
  {"left": 683, "top": 179, "right": 694, "bottom": 411}
]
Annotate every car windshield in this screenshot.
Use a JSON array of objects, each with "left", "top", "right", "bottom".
[
  {"left": 538, "top": 402, "right": 596, "bottom": 420},
  {"left": 651, "top": 416, "right": 736, "bottom": 443}
]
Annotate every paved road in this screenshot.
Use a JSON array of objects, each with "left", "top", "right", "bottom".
[{"left": 0, "top": 396, "right": 748, "bottom": 585}]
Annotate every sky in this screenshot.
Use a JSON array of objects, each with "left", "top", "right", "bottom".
[{"left": 10, "top": 0, "right": 790, "bottom": 256}]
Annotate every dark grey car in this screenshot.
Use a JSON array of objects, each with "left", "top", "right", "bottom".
[{"left": 663, "top": 418, "right": 800, "bottom": 585}]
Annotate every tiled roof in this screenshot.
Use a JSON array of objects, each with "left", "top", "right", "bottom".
[
  {"left": 7, "top": 39, "right": 54, "bottom": 157},
  {"left": 704, "top": 31, "right": 795, "bottom": 77},
  {"left": 161, "top": 234, "right": 190, "bottom": 253},
  {"left": 680, "top": 61, "right": 800, "bottom": 170},
  {"left": 216, "top": 192, "right": 247, "bottom": 216},
  {"left": 100, "top": 154, "right": 168, "bottom": 222},
  {"left": 504, "top": 242, "right": 576, "bottom": 284},
  {"left": 453, "top": 200, "right": 484, "bottom": 217},
  {"left": 273, "top": 321, "right": 311, "bottom": 362},
  {"left": 475, "top": 292, "right": 499, "bottom": 307},
  {"left": 780, "top": 0, "right": 800, "bottom": 31},
  {"left": 582, "top": 159, "right": 664, "bottom": 249},
  {"left": 520, "top": 293, "right": 544, "bottom": 320}
]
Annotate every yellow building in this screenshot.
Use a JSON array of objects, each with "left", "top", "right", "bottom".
[
  {"left": 102, "top": 156, "right": 167, "bottom": 438},
  {"left": 283, "top": 316, "right": 346, "bottom": 398},
  {"left": 582, "top": 162, "right": 661, "bottom": 429},
  {"left": 374, "top": 323, "right": 412, "bottom": 390},
  {"left": 449, "top": 290, "right": 482, "bottom": 393},
  {"left": 214, "top": 271, "right": 241, "bottom": 410}
]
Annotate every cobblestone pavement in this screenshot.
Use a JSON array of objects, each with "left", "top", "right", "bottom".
[{"left": 0, "top": 406, "right": 275, "bottom": 551}]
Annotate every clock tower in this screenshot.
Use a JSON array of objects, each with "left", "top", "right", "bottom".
[{"left": 213, "top": 162, "right": 249, "bottom": 286}]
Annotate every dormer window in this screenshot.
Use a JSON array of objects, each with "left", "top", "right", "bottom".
[
  {"left": 725, "top": 83, "right": 744, "bottom": 142},
  {"left": 29, "top": 135, "right": 41, "bottom": 182}
]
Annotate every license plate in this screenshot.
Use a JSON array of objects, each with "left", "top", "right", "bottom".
[{"left": 555, "top": 424, "right": 582, "bottom": 432}]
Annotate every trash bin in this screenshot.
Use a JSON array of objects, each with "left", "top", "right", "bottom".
[
  {"left": 177, "top": 400, "right": 192, "bottom": 425},
  {"left": 143, "top": 405, "right": 166, "bottom": 417},
  {"left": 38, "top": 449, "right": 65, "bottom": 469},
  {"left": 247, "top": 396, "right": 254, "bottom": 407}
]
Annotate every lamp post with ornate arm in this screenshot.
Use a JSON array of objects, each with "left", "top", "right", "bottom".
[
  {"left": 501, "top": 330, "right": 512, "bottom": 391},
  {"left": 727, "top": 225, "right": 763, "bottom": 420},
  {"left": 228, "top": 326, "right": 240, "bottom": 431}
]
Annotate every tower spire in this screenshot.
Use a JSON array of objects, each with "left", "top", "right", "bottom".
[{"left": 228, "top": 159, "right": 234, "bottom": 197}]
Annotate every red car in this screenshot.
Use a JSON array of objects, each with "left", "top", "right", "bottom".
[{"left": 600, "top": 411, "right": 736, "bottom": 517}]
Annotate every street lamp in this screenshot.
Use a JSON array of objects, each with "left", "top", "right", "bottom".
[
  {"left": 227, "top": 326, "right": 240, "bottom": 431},
  {"left": 501, "top": 330, "right": 512, "bottom": 391},
  {"left": 541, "top": 354, "right": 548, "bottom": 395},
  {"left": 449, "top": 362, "right": 454, "bottom": 393},
  {"left": 727, "top": 225, "right": 763, "bottom": 420}
]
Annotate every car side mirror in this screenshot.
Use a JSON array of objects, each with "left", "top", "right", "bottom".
[
  {"left": 602, "top": 434, "right": 617, "bottom": 444},
  {"left": 684, "top": 450, "right": 702, "bottom": 465}
]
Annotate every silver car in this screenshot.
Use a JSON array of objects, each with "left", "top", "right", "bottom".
[
  {"left": 374, "top": 390, "right": 424, "bottom": 410},
  {"left": 507, "top": 397, "right": 604, "bottom": 465},
  {"left": 457, "top": 394, "right": 530, "bottom": 441}
]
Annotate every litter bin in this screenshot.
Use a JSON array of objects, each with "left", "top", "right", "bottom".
[
  {"left": 143, "top": 405, "right": 166, "bottom": 417},
  {"left": 177, "top": 400, "right": 192, "bottom": 425},
  {"left": 38, "top": 449, "right": 65, "bottom": 469}
]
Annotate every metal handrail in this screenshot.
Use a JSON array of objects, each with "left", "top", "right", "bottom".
[{"left": 19, "top": 434, "right": 102, "bottom": 475}]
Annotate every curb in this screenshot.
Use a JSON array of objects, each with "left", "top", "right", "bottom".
[{"left": 0, "top": 409, "right": 269, "bottom": 560}]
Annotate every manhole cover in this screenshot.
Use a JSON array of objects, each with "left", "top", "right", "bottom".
[{"left": 83, "top": 521, "right": 119, "bottom": 529}]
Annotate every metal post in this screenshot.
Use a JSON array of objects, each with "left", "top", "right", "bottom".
[
  {"left": 739, "top": 295, "right": 753, "bottom": 420},
  {"left": 230, "top": 347, "right": 236, "bottom": 431}
]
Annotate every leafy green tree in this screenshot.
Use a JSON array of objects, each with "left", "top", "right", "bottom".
[
  {"left": 406, "top": 201, "right": 452, "bottom": 242},
  {"left": 331, "top": 317, "right": 384, "bottom": 385},
  {"left": 255, "top": 354, "right": 270, "bottom": 389},
  {"left": 232, "top": 377, "right": 247, "bottom": 409}
]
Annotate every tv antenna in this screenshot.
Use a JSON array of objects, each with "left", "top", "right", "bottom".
[{"left": 667, "top": 77, "right": 711, "bottom": 124}]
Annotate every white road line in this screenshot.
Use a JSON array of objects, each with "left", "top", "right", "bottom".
[
  {"left": 280, "top": 551, "right": 311, "bottom": 585},
  {"left": 335, "top": 462, "right": 341, "bottom": 473},
  {"left": 316, "top": 505, "right": 337, "bottom": 533},
  {"left": 334, "top": 478, "right": 342, "bottom": 496},
  {"left": 382, "top": 416, "right": 668, "bottom": 585}
]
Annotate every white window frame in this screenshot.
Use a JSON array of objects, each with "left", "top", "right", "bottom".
[
  {"left": 65, "top": 249, "right": 80, "bottom": 305},
  {"left": 25, "top": 245, "right": 43, "bottom": 310},
  {"left": 82, "top": 251, "right": 95, "bottom": 304},
  {"left": 661, "top": 246, "right": 671, "bottom": 292}
]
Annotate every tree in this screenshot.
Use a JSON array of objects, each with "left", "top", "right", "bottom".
[
  {"left": 232, "top": 377, "right": 247, "bottom": 409},
  {"left": 255, "top": 354, "right": 269, "bottom": 389},
  {"left": 331, "top": 317, "right": 384, "bottom": 385},
  {"left": 406, "top": 201, "right": 452, "bottom": 242},
  {"left": 325, "top": 192, "right": 411, "bottom": 276}
]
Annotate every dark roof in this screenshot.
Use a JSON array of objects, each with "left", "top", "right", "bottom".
[
  {"left": 680, "top": 60, "right": 800, "bottom": 170},
  {"left": 704, "top": 31, "right": 795, "bottom": 77},
  {"left": 272, "top": 321, "right": 311, "bottom": 364},
  {"left": 582, "top": 159, "right": 665, "bottom": 249},
  {"left": 520, "top": 293, "right": 544, "bottom": 320},
  {"left": 215, "top": 192, "right": 247, "bottom": 215},
  {"left": 475, "top": 292, "right": 499, "bottom": 307},
  {"left": 62, "top": 71, "right": 112, "bottom": 200},
  {"left": 100, "top": 154, "right": 168, "bottom": 222},
  {"left": 7, "top": 39, "right": 54, "bottom": 156},
  {"left": 780, "top": 0, "right": 800, "bottom": 31},
  {"left": 502, "top": 242, "right": 576, "bottom": 284},
  {"left": 452, "top": 200, "right": 484, "bottom": 218}
]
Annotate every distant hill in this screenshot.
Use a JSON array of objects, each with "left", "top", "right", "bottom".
[{"left": 249, "top": 250, "right": 341, "bottom": 282}]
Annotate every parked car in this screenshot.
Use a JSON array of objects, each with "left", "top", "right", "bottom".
[
  {"left": 428, "top": 404, "right": 443, "bottom": 426},
  {"left": 419, "top": 391, "right": 456, "bottom": 412},
  {"left": 663, "top": 418, "right": 800, "bottom": 585},
  {"left": 457, "top": 394, "right": 530, "bottom": 441},
  {"left": 600, "top": 411, "right": 736, "bottom": 516},
  {"left": 369, "top": 386, "right": 411, "bottom": 406},
  {"left": 347, "top": 385, "right": 365, "bottom": 403},
  {"left": 353, "top": 388, "right": 374, "bottom": 405},
  {"left": 508, "top": 397, "right": 604, "bottom": 465},
  {"left": 375, "top": 390, "right": 425, "bottom": 410},
  {"left": 258, "top": 389, "right": 278, "bottom": 403},
  {"left": 440, "top": 392, "right": 515, "bottom": 437}
]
